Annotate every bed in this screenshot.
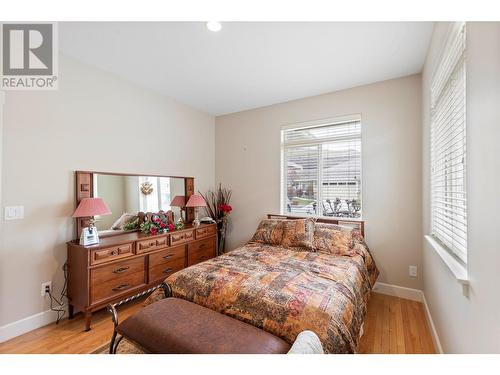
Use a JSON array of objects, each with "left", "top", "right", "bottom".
[{"left": 145, "top": 215, "right": 378, "bottom": 354}]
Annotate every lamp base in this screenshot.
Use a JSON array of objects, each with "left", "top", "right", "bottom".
[
  {"left": 80, "top": 226, "right": 99, "bottom": 246},
  {"left": 193, "top": 207, "right": 201, "bottom": 227}
]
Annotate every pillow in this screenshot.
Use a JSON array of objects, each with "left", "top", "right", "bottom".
[
  {"left": 312, "top": 222, "right": 355, "bottom": 256},
  {"left": 250, "top": 219, "right": 284, "bottom": 245},
  {"left": 111, "top": 213, "right": 137, "bottom": 230},
  {"left": 281, "top": 218, "right": 315, "bottom": 250},
  {"left": 287, "top": 330, "right": 324, "bottom": 354}
]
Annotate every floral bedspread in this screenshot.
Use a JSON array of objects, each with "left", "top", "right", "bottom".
[{"left": 146, "top": 241, "right": 378, "bottom": 353}]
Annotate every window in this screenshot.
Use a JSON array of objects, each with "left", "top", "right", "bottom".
[
  {"left": 430, "top": 23, "right": 467, "bottom": 263},
  {"left": 138, "top": 176, "right": 172, "bottom": 212},
  {"left": 281, "top": 116, "right": 362, "bottom": 218}
]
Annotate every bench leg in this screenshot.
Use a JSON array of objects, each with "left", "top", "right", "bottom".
[
  {"left": 109, "top": 332, "right": 123, "bottom": 354},
  {"left": 106, "top": 282, "right": 172, "bottom": 354}
]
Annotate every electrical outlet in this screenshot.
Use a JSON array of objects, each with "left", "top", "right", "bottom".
[
  {"left": 41, "top": 281, "right": 52, "bottom": 297},
  {"left": 409, "top": 266, "right": 418, "bottom": 278}
]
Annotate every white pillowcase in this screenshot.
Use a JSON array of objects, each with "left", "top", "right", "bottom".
[
  {"left": 110, "top": 213, "right": 137, "bottom": 230},
  {"left": 287, "top": 330, "right": 324, "bottom": 354}
]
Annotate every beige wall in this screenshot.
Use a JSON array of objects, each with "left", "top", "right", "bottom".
[
  {"left": 95, "top": 174, "right": 126, "bottom": 230},
  {"left": 0, "top": 54, "right": 215, "bottom": 327},
  {"left": 216, "top": 74, "right": 423, "bottom": 289},
  {"left": 422, "top": 22, "right": 500, "bottom": 353},
  {"left": 125, "top": 176, "right": 140, "bottom": 213}
]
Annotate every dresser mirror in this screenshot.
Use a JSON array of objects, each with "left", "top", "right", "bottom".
[{"left": 74, "top": 171, "right": 195, "bottom": 238}]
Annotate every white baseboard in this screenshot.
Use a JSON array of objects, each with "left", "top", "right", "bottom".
[
  {"left": 373, "top": 282, "right": 443, "bottom": 353},
  {"left": 421, "top": 294, "right": 444, "bottom": 354},
  {"left": 373, "top": 281, "right": 423, "bottom": 302},
  {"left": 0, "top": 305, "right": 67, "bottom": 344}
]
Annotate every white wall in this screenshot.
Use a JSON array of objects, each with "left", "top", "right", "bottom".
[
  {"left": 0, "top": 54, "right": 215, "bottom": 327},
  {"left": 422, "top": 22, "right": 500, "bottom": 353},
  {"left": 216, "top": 74, "right": 423, "bottom": 289}
]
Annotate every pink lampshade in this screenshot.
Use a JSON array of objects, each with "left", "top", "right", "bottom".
[
  {"left": 170, "top": 195, "right": 186, "bottom": 208},
  {"left": 185, "top": 195, "right": 206, "bottom": 208},
  {"left": 72, "top": 197, "right": 112, "bottom": 217}
]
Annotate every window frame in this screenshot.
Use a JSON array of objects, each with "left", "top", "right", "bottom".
[{"left": 280, "top": 114, "right": 363, "bottom": 219}]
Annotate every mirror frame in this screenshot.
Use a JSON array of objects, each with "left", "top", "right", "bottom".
[{"left": 74, "top": 171, "right": 195, "bottom": 238}]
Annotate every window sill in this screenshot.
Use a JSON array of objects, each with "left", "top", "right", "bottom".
[{"left": 425, "top": 235, "right": 469, "bottom": 287}]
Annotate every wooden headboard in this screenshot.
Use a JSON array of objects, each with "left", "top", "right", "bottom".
[{"left": 267, "top": 214, "right": 364, "bottom": 237}]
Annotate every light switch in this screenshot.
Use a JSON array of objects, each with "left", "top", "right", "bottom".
[{"left": 4, "top": 206, "right": 24, "bottom": 220}]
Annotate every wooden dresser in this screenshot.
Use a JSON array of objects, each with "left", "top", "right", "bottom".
[{"left": 67, "top": 223, "right": 216, "bottom": 331}]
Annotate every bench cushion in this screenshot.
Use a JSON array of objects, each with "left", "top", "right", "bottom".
[{"left": 117, "top": 298, "right": 291, "bottom": 354}]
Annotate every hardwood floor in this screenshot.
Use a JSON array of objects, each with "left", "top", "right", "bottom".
[
  {"left": 0, "top": 292, "right": 435, "bottom": 354},
  {"left": 358, "top": 293, "right": 436, "bottom": 354},
  {"left": 0, "top": 301, "right": 145, "bottom": 354}
]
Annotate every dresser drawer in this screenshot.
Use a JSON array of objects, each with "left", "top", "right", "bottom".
[
  {"left": 90, "top": 270, "right": 145, "bottom": 304},
  {"left": 149, "top": 257, "right": 185, "bottom": 282},
  {"left": 188, "top": 237, "right": 215, "bottom": 255},
  {"left": 170, "top": 230, "right": 194, "bottom": 246},
  {"left": 91, "top": 257, "right": 145, "bottom": 284},
  {"left": 136, "top": 235, "right": 168, "bottom": 254},
  {"left": 91, "top": 243, "right": 133, "bottom": 265},
  {"left": 195, "top": 225, "right": 216, "bottom": 239},
  {"left": 188, "top": 246, "right": 215, "bottom": 266},
  {"left": 149, "top": 245, "right": 185, "bottom": 267},
  {"left": 188, "top": 238, "right": 215, "bottom": 266}
]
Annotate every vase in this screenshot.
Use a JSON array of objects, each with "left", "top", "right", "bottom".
[{"left": 216, "top": 218, "right": 228, "bottom": 256}]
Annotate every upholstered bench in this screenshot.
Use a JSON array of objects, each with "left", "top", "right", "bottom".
[{"left": 110, "top": 297, "right": 292, "bottom": 354}]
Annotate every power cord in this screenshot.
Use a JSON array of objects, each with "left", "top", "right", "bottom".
[
  {"left": 47, "top": 289, "right": 65, "bottom": 324},
  {"left": 44, "top": 262, "right": 69, "bottom": 324}
]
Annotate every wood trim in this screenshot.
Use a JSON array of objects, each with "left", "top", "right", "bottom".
[
  {"left": 75, "top": 170, "right": 194, "bottom": 179},
  {"left": 185, "top": 177, "right": 195, "bottom": 223},
  {"left": 75, "top": 171, "right": 93, "bottom": 238},
  {"left": 267, "top": 213, "right": 364, "bottom": 237}
]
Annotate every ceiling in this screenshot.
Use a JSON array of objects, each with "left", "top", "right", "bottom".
[{"left": 59, "top": 22, "right": 433, "bottom": 116}]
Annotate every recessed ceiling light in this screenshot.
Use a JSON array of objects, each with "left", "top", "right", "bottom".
[{"left": 206, "top": 21, "right": 222, "bottom": 32}]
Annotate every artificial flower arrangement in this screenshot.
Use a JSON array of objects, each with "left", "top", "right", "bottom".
[
  {"left": 200, "top": 184, "right": 232, "bottom": 255},
  {"left": 140, "top": 213, "right": 175, "bottom": 235}
]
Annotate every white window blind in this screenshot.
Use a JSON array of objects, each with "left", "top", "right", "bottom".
[
  {"left": 281, "top": 117, "right": 362, "bottom": 218},
  {"left": 430, "top": 23, "right": 467, "bottom": 263}
]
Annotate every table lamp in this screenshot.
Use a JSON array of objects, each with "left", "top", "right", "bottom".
[
  {"left": 185, "top": 195, "right": 206, "bottom": 227},
  {"left": 170, "top": 195, "right": 186, "bottom": 225},
  {"left": 72, "top": 197, "right": 112, "bottom": 245}
]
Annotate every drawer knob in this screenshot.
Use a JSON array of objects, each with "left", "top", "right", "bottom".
[
  {"left": 199, "top": 244, "right": 206, "bottom": 248},
  {"left": 162, "top": 268, "right": 173, "bottom": 274},
  {"left": 113, "top": 266, "right": 130, "bottom": 274},
  {"left": 112, "top": 283, "right": 130, "bottom": 292},
  {"left": 111, "top": 250, "right": 118, "bottom": 256},
  {"left": 163, "top": 254, "right": 173, "bottom": 259}
]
